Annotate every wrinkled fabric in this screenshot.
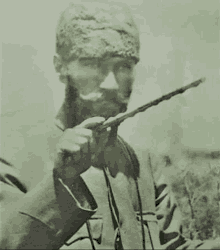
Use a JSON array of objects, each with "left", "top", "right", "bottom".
[
  {"left": 1, "top": 138, "right": 217, "bottom": 249},
  {"left": 0, "top": 162, "right": 97, "bottom": 249}
]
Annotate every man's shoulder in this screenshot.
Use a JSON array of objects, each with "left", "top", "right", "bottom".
[
  {"left": 116, "top": 136, "right": 151, "bottom": 164},
  {"left": 116, "top": 135, "right": 152, "bottom": 177},
  {"left": 117, "top": 137, "right": 171, "bottom": 177}
]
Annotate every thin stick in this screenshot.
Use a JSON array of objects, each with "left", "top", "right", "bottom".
[{"left": 96, "top": 77, "right": 206, "bottom": 132}]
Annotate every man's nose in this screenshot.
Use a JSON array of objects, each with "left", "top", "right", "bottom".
[{"left": 99, "top": 72, "right": 119, "bottom": 90}]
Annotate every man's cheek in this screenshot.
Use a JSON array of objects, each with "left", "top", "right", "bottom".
[
  {"left": 118, "top": 81, "right": 133, "bottom": 97},
  {"left": 117, "top": 71, "right": 134, "bottom": 83}
]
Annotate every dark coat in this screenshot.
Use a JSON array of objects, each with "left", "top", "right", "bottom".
[{"left": 0, "top": 133, "right": 212, "bottom": 249}]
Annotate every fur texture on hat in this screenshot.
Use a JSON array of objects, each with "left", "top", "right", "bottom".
[{"left": 56, "top": 2, "right": 140, "bottom": 63}]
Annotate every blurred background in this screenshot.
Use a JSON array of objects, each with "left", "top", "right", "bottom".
[{"left": 0, "top": 0, "right": 219, "bottom": 184}]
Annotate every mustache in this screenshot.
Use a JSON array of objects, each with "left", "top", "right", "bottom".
[
  {"left": 79, "top": 91, "right": 130, "bottom": 104},
  {"left": 79, "top": 92, "right": 103, "bottom": 101}
]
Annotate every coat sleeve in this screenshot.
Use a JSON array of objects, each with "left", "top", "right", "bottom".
[
  {"left": 0, "top": 162, "right": 97, "bottom": 249},
  {"left": 150, "top": 152, "right": 218, "bottom": 250}
]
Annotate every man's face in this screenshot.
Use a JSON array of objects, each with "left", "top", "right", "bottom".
[{"left": 65, "top": 56, "right": 136, "bottom": 122}]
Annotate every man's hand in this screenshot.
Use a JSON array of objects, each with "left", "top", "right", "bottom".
[{"left": 54, "top": 117, "right": 110, "bottom": 185}]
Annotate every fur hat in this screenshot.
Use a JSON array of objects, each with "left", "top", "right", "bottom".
[{"left": 56, "top": 2, "right": 140, "bottom": 63}]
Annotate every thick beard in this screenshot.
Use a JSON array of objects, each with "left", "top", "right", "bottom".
[
  {"left": 61, "top": 83, "right": 79, "bottom": 129},
  {"left": 61, "top": 79, "right": 125, "bottom": 169},
  {"left": 64, "top": 78, "right": 127, "bottom": 128}
]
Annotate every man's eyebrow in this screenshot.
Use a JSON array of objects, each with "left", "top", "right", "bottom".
[
  {"left": 79, "top": 57, "right": 100, "bottom": 61},
  {"left": 116, "top": 59, "right": 135, "bottom": 65},
  {"left": 78, "top": 58, "right": 102, "bottom": 64},
  {"left": 112, "top": 56, "right": 135, "bottom": 63}
]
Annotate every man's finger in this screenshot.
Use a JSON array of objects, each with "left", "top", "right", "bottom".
[{"left": 78, "top": 117, "right": 105, "bottom": 129}]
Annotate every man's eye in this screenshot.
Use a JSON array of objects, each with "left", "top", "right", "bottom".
[
  {"left": 81, "top": 59, "right": 101, "bottom": 68},
  {"left": 83, "top": 62, "right": 95, "bottom": 67},
  {"left": 118, "top": 63, "right": 132, "bottom": 71}
]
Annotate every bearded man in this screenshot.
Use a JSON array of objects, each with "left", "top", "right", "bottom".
[{"left": 0, "top": 2, "right": 220, "bottom": 250}]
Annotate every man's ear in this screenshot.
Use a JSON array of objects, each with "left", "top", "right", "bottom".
[{"left": 53, "top": 55, "right": 62, "bottom": 73}]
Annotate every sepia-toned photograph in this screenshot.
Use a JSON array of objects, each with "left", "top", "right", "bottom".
[{"left": 0, "top": 0, "right": 220, "bottom": 249}]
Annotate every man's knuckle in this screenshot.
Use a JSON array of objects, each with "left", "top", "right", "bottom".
[
  {"left": 58, "top": 140, "right": 68, "bottom": 149},
  {"left": 85, "top": 129, "right": 93, "bottom": 137},
  {"left": 73, "top": 144, "right": 81, "bottom": 152},
  {"left": 80, "top": 137, "right": 88, "bottom": 145},
  {"left": 67, "top": 145, "right": 79, "bottom": 155},
  {"left": 65, "top": 128, "right": 72, "bottom": 134}
]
